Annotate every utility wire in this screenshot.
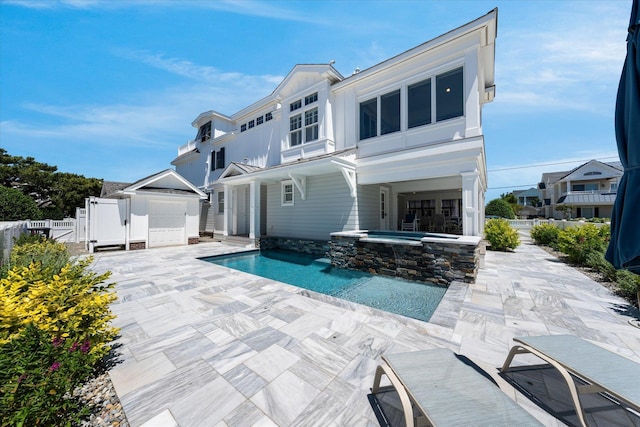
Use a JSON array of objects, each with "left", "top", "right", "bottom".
[{"left": 487, "top": 156, "right": 619, "bottom": 173}]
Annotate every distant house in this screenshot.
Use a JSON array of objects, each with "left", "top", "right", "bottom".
[
  {"left": 538, "top": 159, "right": 622, "bottom": 219},
  {"left": 172, "top": 10, "right": 497, "bottom": 242},
  {"left": 512, "top": 187, "right": 540, "bottom": 218}
]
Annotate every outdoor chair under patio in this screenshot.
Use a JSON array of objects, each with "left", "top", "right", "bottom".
[
  {"left": 502, "top": 334, "right": 640, "bottom": 427},
  {"left": 372, "top": 348, "right": 544, "bottom": 427}
]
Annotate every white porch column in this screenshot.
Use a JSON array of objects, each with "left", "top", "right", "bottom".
[
  {"left": 461, "top": 171, "right": 481, "bottom": 236},
  {"left": 249, "top": 180, "right": 261, "bottom": 239},
  {"left": 223, "top": 185, "right": 233, "bottom": 237}
]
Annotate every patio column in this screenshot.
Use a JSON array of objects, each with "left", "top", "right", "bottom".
[
  {"left": 223, "top": 185, "right": 233, "bottom": 237},
  {"left": 461, "top": 171, "right": 480, "bottom": 236},
  {"left": 249, "top": 180, "right": 261, "bottom": 239}
]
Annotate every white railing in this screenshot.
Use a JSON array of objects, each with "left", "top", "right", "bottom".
[
  {"left": 561, "top": 189, "right": 617, "bottom": 196},
  {"left": 177, "top": 139, "right": 197, "bottom": 156},
  {"left": 25, "top": 219, "right": 78, "bottom": 242}
]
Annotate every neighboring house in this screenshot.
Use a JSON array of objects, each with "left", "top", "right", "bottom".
[
  {"left": 172, "top": 10, "right": 497, "bottom": 242},
  {"left": 538, "top": 159, "right": 622, "bottom": 219},
  {"left": 88, "top": 169, "right": 207, "bottom": 252},
  {"left": 512, "top": 187, "right": 541, "bottom": 218}
]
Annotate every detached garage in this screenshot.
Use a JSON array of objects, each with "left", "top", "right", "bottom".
[{"left": 87, "top": 169, "right": 207, "bottom": 252}]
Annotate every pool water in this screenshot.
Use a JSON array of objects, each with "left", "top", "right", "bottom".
[{"left": 204, "top": 249, "right": 447, "bottom": 322}]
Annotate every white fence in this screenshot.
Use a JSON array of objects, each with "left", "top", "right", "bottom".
[
  {"left": 0, "top": 212, "right": 86, "bottom": 263},
  {"left": 0, "top": 221, "right": 29, "bottom": 263}
]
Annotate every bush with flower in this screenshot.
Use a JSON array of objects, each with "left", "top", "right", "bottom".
[{"left": 0, "top": 239, "right": 118, "bottom": 426}]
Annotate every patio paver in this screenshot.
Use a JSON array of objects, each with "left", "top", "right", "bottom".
[{"left": 87, "top": 234, "right": 640, "bottom": 426}]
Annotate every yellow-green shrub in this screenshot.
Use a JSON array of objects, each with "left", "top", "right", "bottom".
[
  {"left": 0, "top": 240, "right": 118, "bottom": 425},
  {"left": 484, "top": 218, "right": 520, "bottom": 251}
]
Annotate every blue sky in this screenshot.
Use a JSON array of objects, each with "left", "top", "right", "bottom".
[{"left": 0, "top": 0, "right": 632, "bottom": 202}]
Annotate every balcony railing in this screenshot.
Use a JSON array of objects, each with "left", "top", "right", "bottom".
[
  {"left": 560, "top": 189, "right": 617, "bottom": 196},
  {"left": 177, "top": 139, "right": 197, "bottom": 156}
]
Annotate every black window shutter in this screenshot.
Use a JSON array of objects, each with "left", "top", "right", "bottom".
[
  {"left": 211, "top": 151, "right": 216, "bottom": 171},
  {"left": 217, "top": 147, "right": 225, "bottom": 169}
]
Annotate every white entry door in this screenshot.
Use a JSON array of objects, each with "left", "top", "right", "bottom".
[
  {"left": 379, "top": 187, "right": 390, "bottom": 230},
  {"left": 148, "top": 200, "right": 186, "bottom": 247}
]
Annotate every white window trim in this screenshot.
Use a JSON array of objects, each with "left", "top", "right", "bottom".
[{"left": 281, "top": 180, "right": 294, "bottom": 206}]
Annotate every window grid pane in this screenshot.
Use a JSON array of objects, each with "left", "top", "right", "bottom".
[
  {"left": 359, "top": 98, "right": 377, "bottom": 140},
  {"left": 381, "top": 89, "right": 400, "bottom": 135},
  {"left": 408, "top": 79, "right": 432, "bottom": 128},
  {"left": 436, "top": 67, "right": 463, "bottom": 122}
]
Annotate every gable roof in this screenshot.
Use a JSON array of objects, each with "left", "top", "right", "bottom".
[
  {"left": 101, "top": 169, "right": 207, "bottom": 199},
  {"left": 558, "top": 159, "right": 623, "bottom": 182}
]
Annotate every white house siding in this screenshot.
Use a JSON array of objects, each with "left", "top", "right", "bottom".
[
  {"left": 356, "top": 184, "right": 381, "bottom": 231},
  {"left": 129, "top": 197, "right": 148, "bottom": 242},
  {"left": 266, "top": 173, "right": 357, "bottom": 241}
]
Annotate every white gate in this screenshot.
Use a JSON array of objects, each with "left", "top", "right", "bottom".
[{"left": 86, "top": 197, "right": 127, "bottom": 253}]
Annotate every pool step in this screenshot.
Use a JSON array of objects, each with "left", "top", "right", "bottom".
[{"left": 220, "top": 235, "right": 256, "bottom": 248}]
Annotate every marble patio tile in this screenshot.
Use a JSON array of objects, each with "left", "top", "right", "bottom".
[
  {"left": 109, "top": 351, "right": 176, "bottom": 396},
  {"left": 205, "top": 340, "right": 258, "bottom": 374},
  {"left": 128, "top": 325, "right": 199, "bottom": 361},
  {"left": 222, "top": 363, "right": 267, "bottom": 398},
  {"left": 117, "top": 320, "right": 150, "bottom": 346},
  {"left": 290, "top": 333, "right": 358, "bottom": 376},
  {"left": 250, "top": 417, "right": 279, "bottom": 427},
  {"left": 250, "top": 370, "right": 321, "bottom": 426},
  {"left": 170, "top": 376, "right": 246, "bottom": 427},
  {"left": 205, "top": 326, "right": 236, "bottom": 347},
  {"left": 243, "top": 344, "right": 300, "bottom": 382},
  {"left": 341, "top": 326, "right": 393, "bottom": 359},
  {"left": 222, "top": 400, "right": 267, "bottom": 427},
  {"left": 119, "top": 359, "right": 219, "bottom": 427},
  {"left": 163, "top": 333, "right": 218, "bottom": 368},
  {"left": 290, "top": 390, "right": 345, "bottom": 427},
  {"left": 239, "top": 326, "right": 293, "bottom": 352},
  {"left": 279, "top": 312, "right": 331, "bottom": 340},
  {"left": 337, "top": 354, "right": 379, "bottom": 391},
  {"left": 138, "top": 409, "right": 179, "bottom": 427},
  {"left": 288, "top": 357, "right": 336, "bottom": 390},
  {"left": 214, "top": 312, "right": 266, "bottom": 338}
]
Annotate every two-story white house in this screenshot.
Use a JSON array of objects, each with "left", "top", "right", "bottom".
[
  {"left": 539, "top": 159, "right": 623, "bottom": 219},
  {"left": 172, "top": 9, "right": 497, "bottom": 244}
]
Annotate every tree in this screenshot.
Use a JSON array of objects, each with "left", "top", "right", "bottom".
[
  {"left": 0, "top": 149, "right": 103, "bottom": 218},
  {"left": 0, "top": 186, "right": 42, "bottom": 221},
  {"left": 485, "top": 198, "right": 515, "bottom": 219}
]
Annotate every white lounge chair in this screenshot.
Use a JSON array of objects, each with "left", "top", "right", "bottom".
[
  {"left": 502, "top": 334, "right": 640, "bottom": 427},
  {"left": 372, "top": 348, "right": 543, "bottom": 426}
]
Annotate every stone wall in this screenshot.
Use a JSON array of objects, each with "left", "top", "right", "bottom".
[
  {"left": 129, "top": 241, "right": 146, "bottom": 250},
  {"left": 188, "top": 237, "right": 199, "bottom": 245},
  {"left": 328, "top": 235, "right": 479, "bottom": 285},
  {"left": 257, "top": 236, "right": 330, "bottom": 257}
]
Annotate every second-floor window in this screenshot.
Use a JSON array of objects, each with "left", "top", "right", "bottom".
[
  {"left": 196, "top": 121, "right": 212, "bottom": 142},
  {"left": 256, "top": 115, "right": 264, "bottom": 125},
  {"left": 248, "top": 120, "right": 255, "bottom": 129},
  {"left": 290, "top": 114, "right": 302, "bottom": 146},
  {"left": 305, "top": 108, "right": 318, "bottom": 142},
  {"left": 359, "top": 66, "right": 464, "bottom": 141},
  {"left": 241, "top": 124, "right": 247, "bottom": 132},
  {"left": 290, "top": 99, "right": 302, "bottom": 112},
  {"left": 265, "top": 112, "right": 273, "bottom": 121},
  {"left": 305, "top": 92, "right": 318, "bottom": 105}
]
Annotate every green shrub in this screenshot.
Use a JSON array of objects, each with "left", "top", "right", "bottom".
[
  {"left": 557, "top": 224, "right": 607, "bottom": 264},
  {"left": 0, "top": 240, "right": 118, "bottom": 425},
  {"left": 530, "top": 223, "right": 560, "bottom": 248},
  {"left": 0, "top": 325, "right": 93, "bottom": 426},
  {"left": 484, "top": 218, "right": 520, "bottom": 251},
  {"left": 485, "top": 198, "right": 515, "bottom": 219},
  {"left": 615, "top": 270, "right": 640, "bottom": 302},
  {"left": 584, "top": 251, "right": 617, "bottom": 282}
]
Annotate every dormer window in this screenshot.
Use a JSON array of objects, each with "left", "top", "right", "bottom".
[
  {"left": 584, "top": 171, "right": 602, "bottom": 176},
  {"left": 196, "top": 121, "right": 212, "bottom": 142},
  {"left": 305, "top": 92, "right": 318, "bottom": 105},
  {"left": 290, "top": 99, "right": 302, "bottom": 112}
]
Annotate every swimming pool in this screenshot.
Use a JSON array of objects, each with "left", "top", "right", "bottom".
[{"left": 203, "top": 249, "right": 447, "bottom": 322}]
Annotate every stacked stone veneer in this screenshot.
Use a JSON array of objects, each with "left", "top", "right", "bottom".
[
  {"left": 329, "top": 234, "right": 480, "bottom": 285},
  {"left": 257, "top": 236, "right": 330, "bottom": 257}
]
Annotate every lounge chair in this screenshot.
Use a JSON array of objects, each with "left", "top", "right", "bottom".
[
  {"left": 401, "top": 213, "right": 418, "bottom": 231},
  {"left": 502, "top": 335, "right": 640, "bottom": 427},
  {"left": 372, "top": 348, "right": 543, "bottom": 426}
]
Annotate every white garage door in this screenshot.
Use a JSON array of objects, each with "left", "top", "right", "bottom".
[{"left": 148, "top": 200, "right": 186, "bottom": 248}]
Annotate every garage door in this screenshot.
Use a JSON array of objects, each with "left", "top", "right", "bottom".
[{"left": 148, "top": 201, "right": 186, "bottom": 248}]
